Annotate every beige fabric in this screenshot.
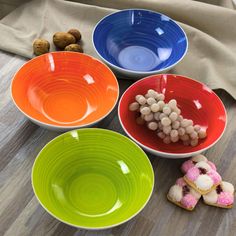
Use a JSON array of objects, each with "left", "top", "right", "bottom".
[{"left": 0, "top": 0, "right": 236, "bottom": 99}]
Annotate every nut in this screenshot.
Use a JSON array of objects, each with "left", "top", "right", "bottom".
[
  {"left": 53, "top": 32, "right": 76, "bottom": 49},
  {"left": 33, "top": 38, "right": 50, "bottom": 56},
  {"left": 68, "top": 29, "right": 81, "bottom": 41},
  {"left": 64, "top": 44, "right": 83, "bottom": 52}
]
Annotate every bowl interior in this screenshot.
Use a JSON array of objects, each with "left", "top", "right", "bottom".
[
  {"left": 119, "top": 74, "right": 226, "bottom": 155},
  {"left": 32, "top": 129, "right": 154, "bottom": 229},
  {"left": 12, "top": 52, "right": 119, "bottom": 127},
  {"left": 93, "top": 9, "right": 187, "bottom": 72}
]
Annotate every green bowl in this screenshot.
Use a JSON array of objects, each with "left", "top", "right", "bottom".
[{"left": 32, "top": 128, "right": 154, "bottom": 229}]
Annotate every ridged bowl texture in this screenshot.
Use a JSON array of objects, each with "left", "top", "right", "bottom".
[
  {"left": 32, "top": 128, "right": 154, "bottom": 229},
  {"left": 11, "top": 52, "right": 119, "bottom": 130},
  {"left": 119, "top": 74, "right": 227, "bottom": 158},
  {"left": 93, "top": 9, "right": 188, "bottom": 77}
]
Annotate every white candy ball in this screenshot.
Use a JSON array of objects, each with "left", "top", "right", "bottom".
[
  {"left": 153, "top": 92, "right": 159, "bottom": 99},
  {"left": 163, "top": 136, "right": 171, "bottom": 144},
  {"left": 190, "top": 139, "right": 198, "bottom": 147},
  {"left": 157, "top": 132, "right": 165, "bottom": 139},
  {"left": 147, "top": 122, "right": 158, "bottom": 130},
  {"left": 180, "top": 134, "right": 189, "bottom": 141},
  {"left": 147, "top": 89, "right": 156, "bottom": 95},
  {"left": 129, "top": 102, "right": 140, "bottom": 111},
  {"left": 144, "top": 113, "right": 154, "bottom": 122},
  {"left": 170, "top": 129, "right": 178, "bottom": 138},
  {"left": 136, "top": 95, "right": 146, "bottom": 105},
  {"left": 140, "top": 104, "right": 148, "bottom": 110},
  {"left": 150, "top": 103, "right": 160, "bottom": 112},
  {"left": 168, "top": 99, "right": 177, "bottom": 109},
  {"left": 190, "top": 131, "right": 198, "bottom": 139},
  {"left": 157, "top": 101, "right": 165, "bottom": 110},
  {"left": 188, "top": 119, "right": 194, "bottom": 126},
  {"left": 146, "top": 90, "right": 159, "bottom": 99},
  {"left": 136, "top": 116, "right": 145, "bottom": 125},
  {"left": 194, "top": 125, "right": 201, "bottom": 132},
  {"left": 159, "top": 113, "right": 167, "bottom": 120},
  {"left": 171, "top": 135, "right": 179, "bottom": 143},
  {"left": 186, "top": 125, "right": 194, "bottom": 134},
  {"left": 158, "top": 122, "right": 163, "bottom": 130},
  {"left": 172, "top": 120, "right": 180, "bottom": 129},
  {"left": 198, "top": 129, "right": 207, "bottom": 139},
  {"left": 147, "top": 97, "right": 156, "bottom": 106},
  {"left": 163, "top": 125, "right": 171, "bottom": 135},
  {"left": 169, "top": 112, "right": 178, "bottom": 122},
  {"left": 178, "top": 127, "right": 185, "bottom": 136},
  {"left": 175, "top": 108, "right": 181, "bottom": 115},
  {"left": 157, "top": 93, "right": 165, "bottom": 101},
  {"left": 161, "top": 117, "right": 171, "bottom": 126},
  {"left": 140, "top": 107, "right": 151, "bottom": 115},
  {"left": 177, "top": 115, "right": 183, "bottom": 122},
  {"left": 180, "top": 119, "right": 189, "bottom": 128},
  {"left": 135, "top": 95, "right": 142, "bottom": 101},
  {"left": 145, "top": 93, "right": 151, "bottom": 99},
  {"left": 154, "top": 112, "right": 161, "bottom": 121},
  {"left": 163, "top": 106, "right": 171, "bottom": 115}
]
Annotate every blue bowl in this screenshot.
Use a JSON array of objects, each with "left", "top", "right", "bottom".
[{"left": 93, "top": 9, "right": 188, "bottom": 78}]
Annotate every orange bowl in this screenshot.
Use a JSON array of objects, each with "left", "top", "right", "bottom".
[{"left": 11, "top": 52, "right": 119, "bottom": 131}]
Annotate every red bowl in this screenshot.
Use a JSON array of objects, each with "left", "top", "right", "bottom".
[{"left": 118, "top": 74, "right": 227, "bottom": 158}]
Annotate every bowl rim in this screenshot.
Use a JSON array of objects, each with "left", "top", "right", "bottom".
[
  {"left": 92, "top": 8, "right": 189, "bottom": 75},
  {"left": 118, "top": 74, "right": 227, "bottom": 158},
  {"left": 31, "top": 128, "right": 155, "bottom": 230},
  {"left": 11, "top": 51, "right": 120, "bottom": 129}
]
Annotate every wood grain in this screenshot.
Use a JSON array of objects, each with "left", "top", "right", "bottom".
[{"left": 0, "top": 50, "right": 236, "bottom": 236}]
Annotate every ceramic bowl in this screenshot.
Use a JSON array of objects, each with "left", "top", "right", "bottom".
[
  {"left": 11, "top": 52, "right": 119, "bottom": 131},
  {"left": 32, "top": 128, "right": 154, "bottom": 229},
  {"left": 118, "top": 74, "right": 227, "bottom": 158},
  {"left": 93, "top": 9, "right": 188, "bottom": 78}
]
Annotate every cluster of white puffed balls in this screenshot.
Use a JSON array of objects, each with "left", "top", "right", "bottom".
[{"left": 129, "top": 89, "right": 207, "bottom": 146}]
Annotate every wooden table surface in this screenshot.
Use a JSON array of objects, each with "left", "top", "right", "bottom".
[{"left": 0, "top": 50, "right": 236, "bottom": 236}]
